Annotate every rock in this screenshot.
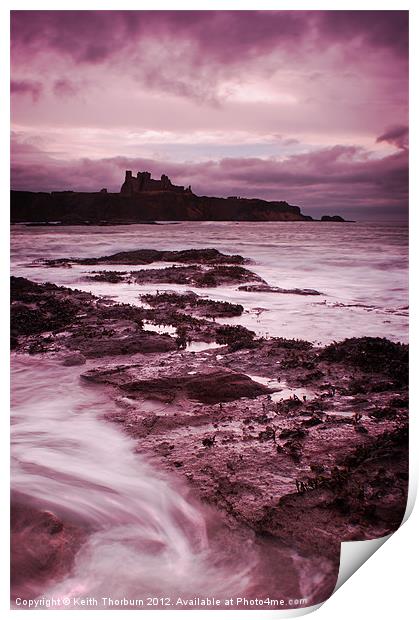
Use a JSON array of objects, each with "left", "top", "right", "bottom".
[
  {"left": 10, "top": 277, "right": 178, "bottom": 358},
  {"left": 141, "top": 291, "right": 244, "bottom": 318},
  {"left": 46, "top": 247, "right": 246, "bottom": 266},
  {"left": 61, "top": 353, "right": 86, "bottom": 366},
  {"left": 258, "top": 426, "right": 276, "bottom": 442},
  {"left": 9, "top": 256, "right": 408, "bottom": 609},
  {"left": 87, "top": 271, "right": 127, "bottom": 283},
  {"left": 279, "top": 428, "right": 308, "bottom": 440},
  {"left": 302, "top": 416, "right": 323, "bottom": 427},
  {"left": 69, "top": 333, "right": 176, "bottom": 358},
  {"left": 214, "top": 325, "right": 257, "bottom": 352},
  {"left": 355, "top": 425, "right": 369, "bottom": 434},
  {"left": 321, "top": 337, "right": 408, "bottom": 386},
  {"left": 257, "top": 426, "right": 407, "bottom": 572},
  {"left": 238, "top": 284, "right": 322, "bottom": 296},
  {"left": 82, "top": 365, "right": 272, "bottom": 404},
  {"left": 202, "top": 436, "right": 216, "bottom": 448},
  {"left": 321, "top": 215, "right": 346, "bottom": 222},
  {"left": 11, "top": 277, "right": 81, "bottom": 337},
  {"left": 369, "top": 407, "right": 398, "bottom": 420},
  {"left": 133, "top": 265, "right": 264, "bottom": 287},
  {"left": 11, "top": 502, "right": 86, "bottom": 599},
  {"left": 155, "top": 442, "right": 175, "bottom": 456}
]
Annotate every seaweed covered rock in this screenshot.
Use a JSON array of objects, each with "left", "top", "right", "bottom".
[
  {"left": 10, "top": 276, "right": 176, "bottom": 356},
  {"left": 215, "top": 324, "right": 257, "bottom": 350},
  {"left": 141, "top": 291, "right": 244, "bottom": 318},
  {"left": 46, "top": 248, "right": 246, "bottom": 266},
  {"left": 321, "top": 337, "right": 408, "bottom": 386},
  {"left": 87, "top": 271, "right": 127, "bottom": 283},
  {"left": 270, "top": 337, "right": 313, "bottom": 351},
  {"left": 133, "top": 264, "right": 264, "bottom": 287},
  {"left": 11, "top": 277, "right": 81, "bottom": 339}
]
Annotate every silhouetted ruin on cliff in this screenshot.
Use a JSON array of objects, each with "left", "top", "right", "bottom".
[{"left": 11, "top": 170, "right": 348, "bottom": 224}]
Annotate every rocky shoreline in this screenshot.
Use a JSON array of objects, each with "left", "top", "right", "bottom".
[{"left": 10, "top": 247, "right": 408, "bottom": 607}]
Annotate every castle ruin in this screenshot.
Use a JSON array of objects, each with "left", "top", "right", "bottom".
[{"left": 120, "top": 171, "right": 192, "bottom": 195}]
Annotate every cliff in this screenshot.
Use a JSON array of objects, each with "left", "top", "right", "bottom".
[{"left": 10, "top": 190, "right": 315, "bottom": 224}]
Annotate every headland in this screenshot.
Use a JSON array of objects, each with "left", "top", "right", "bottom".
[{"left": 11, "top": 170, "right": 348, "bottom": 225}]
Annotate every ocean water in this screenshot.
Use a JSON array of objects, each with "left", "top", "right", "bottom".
[
  {"left": 11, "top": 221, "right": 408, "bottom": 344},
  {"left": 11, "top": 356, "right": 260, "bottom": 606},
  {"left": 10, "top": 221, "right": 408, "bottom": 606}
]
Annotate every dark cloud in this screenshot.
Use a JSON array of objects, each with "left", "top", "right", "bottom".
[
  {"left": 11, "top": 11, "right": 122, "bottom": 64},
  {"left": 377, "top": 125, "right": 409, "bottom": 150},
  {"left": 11, "top": 11, "right": 408, "bottom": 105},
  {"left": 11, "top": 10, "right": 408, "bottom": 68},
  {"left": 316, "top": 11, "right": 408, "bottom": 57},
  {"left": 10, "top": 79, "right": 43, "bottom": 101},
  {"left": 10, "top": 11, "right": 308, "bottom": 65}
]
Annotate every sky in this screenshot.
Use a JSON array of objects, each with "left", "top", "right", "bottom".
[{"left": 10, "top": 10, "right": 408, "bottom": 220}]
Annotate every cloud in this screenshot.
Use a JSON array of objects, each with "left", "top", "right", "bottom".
[
  {"left": 11, "top": 79, "right": 43, "bottom": 101},
  {"left": 10, "top": 136, "right": 408, "bottom": 218},
  {"left": 11, "top": 11, "right": 408, "bottom": 67},
  {"left": 10, "top": 11, "right": 310, "bottom": 104},
  {"left": 376, "top": 125, "right": 409, "bottom": 150},
  {"left": 53, "top": 79, "right": 79, "bottom": 98},
  {"left": 10, "top": 11, "right": 408, "bottom": 106},
  {"left": 10, "top": 11, "right": 308, "bottom": 66},
  {"left": 316, "top": 11, "right": 408, "bottom": 57}
]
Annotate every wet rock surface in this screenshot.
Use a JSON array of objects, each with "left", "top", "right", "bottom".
[
  {"left": 41, "top": 247, "right": 325, "bottom": 297},
  {"left": 82, "top": 364, "right": 272, "bottom": 404},
  {"left": 41, "top": 247, "right": 265, "bottom": 289},
  {"left": 320, "top": 337, "right": 408, "bottom": 387},
  {"left": 61, "top": 352, "right": 87, "bottom": 366},
  {"left": 257, "top": 426, "right": 407, "bottom": 560},
  {"left": 87, "top": 271, "right": 127, "bottom": 283},
  {"left": 239, "top": 284, "right": 322, "bottom": 296},
  {"left": 11, "top": 501, "right": 88, "bottom": 599},
  {"left": 10, "top": 272, "right": 408, "bottom": 606},
  {"left": 141, "top": 291, "right": 244, "bottom": 318},
  {"left": 10, "top": 276, "right": 255, "bottom": 353},
  {"left": 81, "top": 336, "right": 407, "bottom": 602},
  {"left": 11, "top": 276, "right": 176, "bottom": 357},
  {"left": 132, "top": 264, "right": 264, "bottom": 287},
  {"left": 45, "top": 248, "right": 246, "bottom": 266},
  {"left": 84, "top": 265, "right": 263, "bottom": 288}
]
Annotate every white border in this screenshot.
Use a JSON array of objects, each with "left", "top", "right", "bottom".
[{"left": 2, "top": 3, "right": 417, "bottom": 620}]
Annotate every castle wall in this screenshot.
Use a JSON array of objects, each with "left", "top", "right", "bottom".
[{"left": 121, "top": 171, "right": 189, "bottom": 195}]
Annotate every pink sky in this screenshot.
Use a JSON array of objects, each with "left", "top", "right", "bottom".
[{"left": 11, "top": 10, "right": 408, "bottom": 220}]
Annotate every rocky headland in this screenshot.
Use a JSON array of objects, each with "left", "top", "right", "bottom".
[{"left": 11, "top": 171, "right": 348, "bottom": 224}]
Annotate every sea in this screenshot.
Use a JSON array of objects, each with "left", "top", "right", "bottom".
[
  {"left": 10, "top": 221, "right": 408, "bottom": 608},
  {"left": 11, "top": 221, "right": 408, "bottom": 345}
]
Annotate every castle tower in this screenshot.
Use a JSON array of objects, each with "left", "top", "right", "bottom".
[{"left": 121, "top": 170, "right": 135, "bottom": 194}]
